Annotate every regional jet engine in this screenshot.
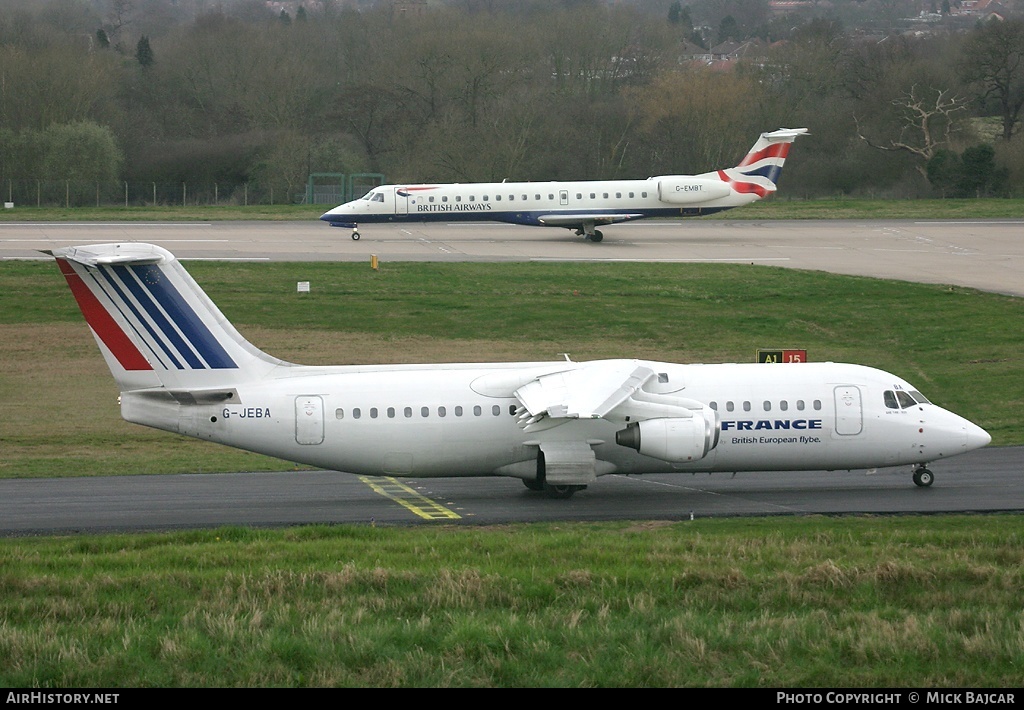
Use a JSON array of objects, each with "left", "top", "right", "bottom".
[
  {"left": 656, "top": 178, "right": 731, "bottom": 204},
  {"left": 615, "top": 410, "right": 720, "bottom": 463}
]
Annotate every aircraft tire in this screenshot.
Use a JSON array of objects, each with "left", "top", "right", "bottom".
[
  {"left": 591, "top": 230, "right": 603, "bottom": 243},
  {"left": 544, "top": 484, "right": 586, "bottom": 499},
  {"left": 351, "top": 231, "right": 361, "bottom": 241},
  {"left": 913, "top": 468, "right": 934, "bottom": 487},
  {"left": 523, "top": 478, "right": 545, "bottom": 491}
]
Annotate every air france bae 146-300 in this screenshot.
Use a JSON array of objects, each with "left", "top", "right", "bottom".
[
  {"left": 320, "top": 128, "right": 808, "bottom": 242},
  {"left": 49, "top": 242, "right": 990, "bottom": 498}
]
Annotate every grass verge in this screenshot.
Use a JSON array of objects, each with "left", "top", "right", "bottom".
[{"left": 0, "top": 516, "right": 1021, "bottom": 687}]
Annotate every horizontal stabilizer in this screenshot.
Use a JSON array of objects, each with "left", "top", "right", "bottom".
[
  {"left": 761, "top": 128, "right": 810, "bottom": 143},
  {"left": 45, "top": 243, "right": 169, "bottom": 266}
]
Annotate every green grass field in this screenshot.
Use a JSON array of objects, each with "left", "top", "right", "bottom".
[{"left": 1, "top": 517, "right": 1022, "bottom": 687}]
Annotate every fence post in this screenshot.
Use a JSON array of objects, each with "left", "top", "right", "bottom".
[
  {"left": 66, "top": 181, "right": 70, "bottom": 208},
  {"left": 182, "top": 183, "right": 186, "bottom": 206},
  {"left": 124, "top": 181, "right": 128, "bottom": 208},
  {"left": 215, "top": 183, "right": 218, "bottom": 205},
  {"left": 244, "top": 183, "right": 248, "bottom": 206},
  {"left": 152, "top": 182, "right": 156, "bottom": 205},
  {"left": 96, "top": 182, "right": 100, "bottom": 208}
]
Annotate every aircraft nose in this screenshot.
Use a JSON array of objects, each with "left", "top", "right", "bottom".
[
  {"left": 941, "top": 413, "right": 991, "bottom": 454},
  {"left": 964, "top": 420, "right": 992, "bottom": 452},
  {"left": 320, "top": 204, "right": 353, "bottom": 224},
  {"left": 919, "top": 408, "right": 991, "bottom": 459}
]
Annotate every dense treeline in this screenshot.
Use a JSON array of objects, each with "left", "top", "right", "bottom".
[{"left": 1, "top": 0, "right": 1022, "bottom": 205}]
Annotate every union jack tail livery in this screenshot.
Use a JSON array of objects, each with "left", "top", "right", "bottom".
[{"left": 716, "top": 128, "right": 808, "bottom": 198}]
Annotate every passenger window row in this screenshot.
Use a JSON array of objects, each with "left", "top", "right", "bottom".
[
  {"left": 426, "top": 192, "right": 650, "bottom": 203},
  {"left": 335, "top": 403, "right": 519, "bottom": 421},
  {"left": 709, "top": 399, "right": 822, "bottom": 413}
]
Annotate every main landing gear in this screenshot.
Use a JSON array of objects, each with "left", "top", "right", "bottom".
[
  {"left": 912, "top": 466, "right": 934, "bottom": 487},
  {"left": 522, "top": 478, "right": 587, "bottom": 499},
  {"left": 350, "top": 228, "right": 360, "bottom": 241},
  {"left": 575, "top": 227, "right": 604, "bottom": 242}
]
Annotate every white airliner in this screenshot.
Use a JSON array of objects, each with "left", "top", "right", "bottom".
[
  {"left": 50, "top": 242, "right": 989, "bottom": 498},
  {"left": 320, "top": 128, "right": 808, "bottom": 241}
]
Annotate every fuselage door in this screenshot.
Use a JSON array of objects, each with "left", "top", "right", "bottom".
[
  {"left": 833, "top": 385, "right": 863, "bottom": 436},
  {"left": 395, "top": 187, "right": 410, "bottom": 216},
  {"left": 295, "top": 395, "right": 324, "bottom": 445}
]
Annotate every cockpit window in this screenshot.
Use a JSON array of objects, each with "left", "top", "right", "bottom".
[
  {"left": 361, "top": 191, "right": 384, "bottom": 202},
  {"left": 885, "top": 389, "right": 928, "bottom": 409}
]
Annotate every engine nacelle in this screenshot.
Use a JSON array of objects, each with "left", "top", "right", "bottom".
[
  {"left": 615, "top": 414, "right": 720, "bottom": 463},
  {"left": 656, "top": 178, "right": 731, "bottom": 205}
]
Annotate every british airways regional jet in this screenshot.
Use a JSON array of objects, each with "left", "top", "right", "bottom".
[
  {"left": 321, "top": 128, "right": 808, "bottom": 241},
  {"left": 50, "top": 242, "right": 989, "bottom": 498}
]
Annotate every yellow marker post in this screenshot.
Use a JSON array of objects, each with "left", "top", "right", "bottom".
[{"left": 370, "top": 254, "right": 379, "bottom": 271}]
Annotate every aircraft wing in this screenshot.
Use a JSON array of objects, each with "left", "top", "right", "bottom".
[
  {"left": 514, "top": 360, "right": 656, "bottom": 427},
  {"left": 537, "top": 213, "right": 646, "bottom": 228}
]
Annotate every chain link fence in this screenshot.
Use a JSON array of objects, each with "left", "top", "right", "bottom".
[{"left": 1, "top": 180, "right": 320, "bottom": 208}]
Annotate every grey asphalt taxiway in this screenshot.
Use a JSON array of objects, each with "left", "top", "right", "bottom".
[
  {"left": 2, "top": 217, "right": 1023, "bottom": 296},
  {"left": 0, "top": 447, "right": 1018, "bottom": 535},
  {"left": 1, "top": 218, "right": 1021, "bottom": 533}
]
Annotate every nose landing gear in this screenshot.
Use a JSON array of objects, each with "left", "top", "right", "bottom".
[{"left": 912, "top": 466, "right": 934, "bottom": 487}]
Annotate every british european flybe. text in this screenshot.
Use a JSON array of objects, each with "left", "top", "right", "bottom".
[{"left": 731, "top": 435, "right": 822, "bottom": 445}]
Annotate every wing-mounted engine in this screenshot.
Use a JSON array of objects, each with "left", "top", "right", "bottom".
[
  {"left": 615, "top": 413, "right": 719, "bottom": 463},
  {"left": 508, "top": 359, "right": 720, "bottom": 463},
  {"left": 612, "top": 390, "right": 720, "bottom": 463}
]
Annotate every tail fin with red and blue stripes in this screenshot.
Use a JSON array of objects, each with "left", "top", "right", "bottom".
[
  {"left": 716, "top": 128, "right": 808, "bottom": 199},
  {"left": 50, "top": 243, "right": 283, "bottom": 394}
]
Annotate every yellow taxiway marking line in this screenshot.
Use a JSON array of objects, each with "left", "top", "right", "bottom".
[{"left": 358, "top": 476, "right": 461, "bottom": 520}]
